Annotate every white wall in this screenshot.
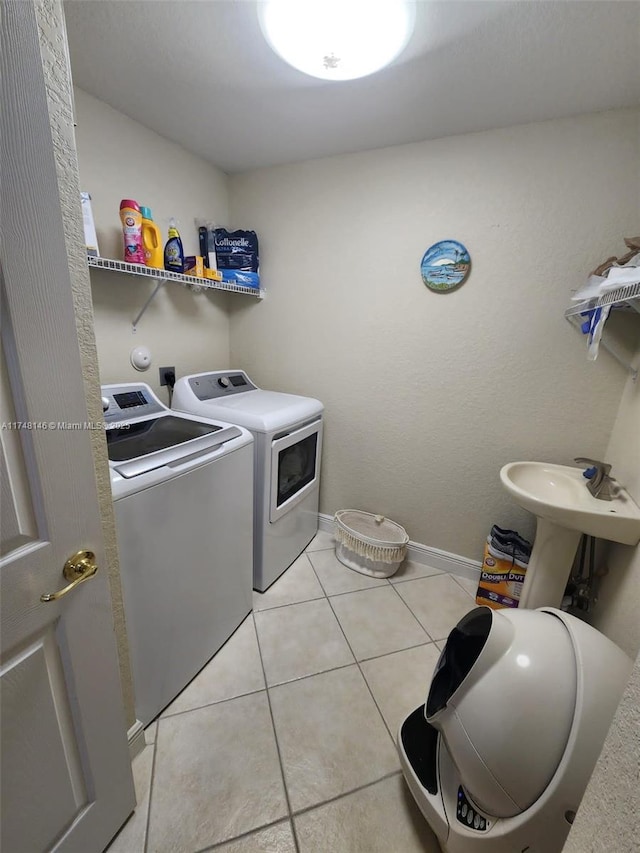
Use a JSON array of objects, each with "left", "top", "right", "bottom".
[
  {"left": 229, "top": 109, "right": 639, "bottom": 560},
  {"left": 73, "top": 88, "right": 231, "bottom": 402},
  {"left": 589, "top": 359, "right": 640, "bottom": 658}
]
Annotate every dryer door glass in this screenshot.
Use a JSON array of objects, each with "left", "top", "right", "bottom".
[
  {"left": 277, "top": 433, "right": 317, "bottom": 507},
  {"left": 270, "top": 418, "right": 323, "bottom": 523}
]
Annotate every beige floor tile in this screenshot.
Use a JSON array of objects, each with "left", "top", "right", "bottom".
[
  {"left": 162, "top": 616, "right": 264, "bottom": 716},
  {"left": 330, "top": 586, "right": 429, "bottom": 661},
  {"left": 305, "top": 530, "right": 335, "bottom": 551},
  {"left": 389, "top": 560, "right": 443, "bottom": 584},
  {"left": 147, "top": 692, "right": 287, "bottom": 852},
  {"left": 145, "top": 720, "right": 157, "bottom": 744},
  {"left": 395, "top": 575, "right": 476, "bottom": 640},
  {"left": 215, "top": 820, "right": 296, "bottom": 852},
  {"left": 253, "top": 553, "right": 325, "bottom": 611},
  {"left": 255, "top": 598, "right": 354, "bottom": 686},
  {"left": 106, "top": 744, "right": 154, "bottom": 853},
  {"left": 295, "top": 774, "right": 441, "bottom": 853},
  {"left": 451, "top": 574, "right": 480, "bottom": 599},
  {"left": 269, "top": 665, "right": 399, "bottom": 812},
  {"left": 361, "top": 644, "right": 442, "bottom": 736},
  {"left": 308, "top": 549, "right": 388, "bottom": 596}
]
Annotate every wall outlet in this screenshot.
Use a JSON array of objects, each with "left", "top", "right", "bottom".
[{"left": 159, "top": 366, "right": 176, "bottom": 386}]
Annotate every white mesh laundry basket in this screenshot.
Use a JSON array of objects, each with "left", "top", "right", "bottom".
[{"left": 334, "top": 510, "right": 409, "bottom": 578}]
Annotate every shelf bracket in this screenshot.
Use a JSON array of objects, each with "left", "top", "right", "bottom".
[
  {"left": 565, "top": 314, "right": 638, "bottom": 381},
  {"left": 132, "top": 278, "right": 167, "bottom": 332}
]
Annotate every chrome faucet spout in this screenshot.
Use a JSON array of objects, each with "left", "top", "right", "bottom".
[{"left": 574, "top": 457, "right": 616, "bottom": 501}]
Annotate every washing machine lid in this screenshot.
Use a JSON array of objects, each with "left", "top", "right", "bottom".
[
  {"left": 106, "top": 416, "right": 224, "bottom": 462},
  {"left": 173, "top": 372, "right": 323, "bottom": 433},
  {"left": 102, "top": 382, "right": 244, "bottom": 479}
]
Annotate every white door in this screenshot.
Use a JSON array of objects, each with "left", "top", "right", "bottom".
[{"left": 1, "top": 2, "right": 135, "bottom": 851}]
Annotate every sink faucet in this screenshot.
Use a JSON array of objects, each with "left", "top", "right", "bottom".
[{"left": 574, "top": 457, "right": 617, "bottom": 500}]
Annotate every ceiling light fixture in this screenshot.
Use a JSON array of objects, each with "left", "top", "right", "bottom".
[{"left": 258, "top": 0, "right": 415, "bottom": 82}]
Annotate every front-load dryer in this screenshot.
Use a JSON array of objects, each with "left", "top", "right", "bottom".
[{"left": 173, "top": 370, "right": 323, "bottom": 592}]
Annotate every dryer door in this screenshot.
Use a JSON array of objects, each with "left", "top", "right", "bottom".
[{"left": 270, "top": 418, "right": 323, "bottom": 522}]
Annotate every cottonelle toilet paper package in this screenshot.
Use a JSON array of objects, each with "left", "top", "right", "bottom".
[{"left": 214, "top": 228, "right": 260, "bottom": 288}]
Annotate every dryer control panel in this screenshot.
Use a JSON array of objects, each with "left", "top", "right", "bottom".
[
  {"left": 188, "top": 371, "right": 258, "bottom": 401},
  {"left": 102, "top": 383, "right": 165, "bottom": 423}
]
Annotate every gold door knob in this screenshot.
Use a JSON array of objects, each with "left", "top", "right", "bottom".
[{"left": 40, "top": 550, "right": 98, "bottom": 602}]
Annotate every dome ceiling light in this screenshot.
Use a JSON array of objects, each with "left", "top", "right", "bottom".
[{"left": 258, "top": 0, "right": 416, "bottom": 82}]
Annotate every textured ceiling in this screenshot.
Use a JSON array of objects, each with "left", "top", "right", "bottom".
[{"left": 64, "top": 1, "right": 640, "bottom": 174}]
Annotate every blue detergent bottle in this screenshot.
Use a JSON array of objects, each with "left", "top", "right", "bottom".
[{"left": 164, "top": 218, "right": 185, "bottom": 273}]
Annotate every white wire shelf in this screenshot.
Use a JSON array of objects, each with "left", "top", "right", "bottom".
[
  {"left": 565, "top": 280, "right": 640, "bottom": 381},
  {"left": 565, "top": 280, "right": 640, "bottom": 317},
  {"left": 87, "top": 255, "right": 263, "bottom": 330}
]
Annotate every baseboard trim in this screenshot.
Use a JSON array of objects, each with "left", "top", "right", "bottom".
[
  {"left": 317, "top": 513, "right": 481, "bottom": 581},
  {"left": 316, "top": 512, "right": 335, "bottom": 535},
  {"left": 127, "top": 720, "right": 146, "bottom": 761},
  {"left": 405, "top": 540, "right": 481, "bottom": 581}
]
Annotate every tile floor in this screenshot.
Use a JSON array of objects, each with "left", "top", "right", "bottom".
[{"left": 107, "top": 531, "right": 479, "bottom": 853}]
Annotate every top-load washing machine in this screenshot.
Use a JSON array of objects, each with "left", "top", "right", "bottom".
[
  {"left": 172, "top": 370, "right": 323, "bottom": 591},
  {"left": 103, "top": 382, "right": 254, "bottom": 725}
]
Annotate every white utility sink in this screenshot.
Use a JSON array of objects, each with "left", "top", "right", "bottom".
[{"left": 500, "top": 461, "right": 640, "bottom": 609}]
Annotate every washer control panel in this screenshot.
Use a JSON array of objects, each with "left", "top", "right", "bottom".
[
  {"left": 456, "top": 787, "right": 491, "bottom": 832},
  {"left": 188, "top": 371, "right": 258, "bottom": 401},
  {"left": 101, "top": 383, "right": 165, "bottom": 423}
]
